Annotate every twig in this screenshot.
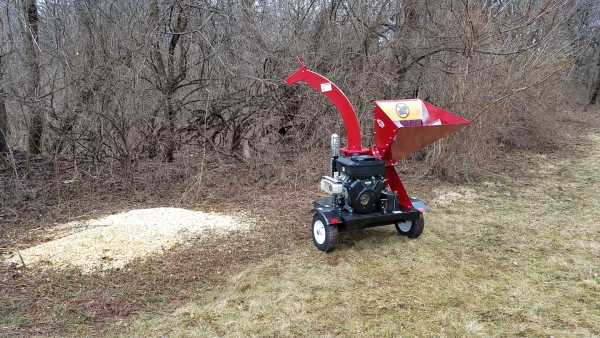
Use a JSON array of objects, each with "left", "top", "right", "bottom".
[{"left": 17, "top": 249, "right": 26, "bottom": 268}]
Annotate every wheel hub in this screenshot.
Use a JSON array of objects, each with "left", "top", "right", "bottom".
[
  {"left": 398, "top": 220, "right": 412, "bottom": 232},
  {"left": 313, "top": 220, "right": 326, "bottom": 244}
]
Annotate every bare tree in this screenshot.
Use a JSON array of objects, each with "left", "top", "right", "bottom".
[
  {"left": 147, "top": 0, "right": 191, "bottom": 162},
  {"left": 0, "top": 45, "right": 7, "bottom": 153},
  {"left": 23, "top": 0, "right": 42, "bottom": 154},
  {"left": 0, "top": 71, "right": 6, "bottom": 152}
]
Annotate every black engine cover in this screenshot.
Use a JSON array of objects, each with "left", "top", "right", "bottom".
[{"left": 335, "top": 155, "right": 386, "bottom": 178}]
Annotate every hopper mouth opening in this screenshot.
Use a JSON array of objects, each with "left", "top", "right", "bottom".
[{"left": 374, "top": 100, "right": 470, "bottom": 160}]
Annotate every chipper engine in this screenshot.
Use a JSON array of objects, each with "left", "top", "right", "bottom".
[{"left": 286, "top": 57, "right": 470, "bottom": 252}]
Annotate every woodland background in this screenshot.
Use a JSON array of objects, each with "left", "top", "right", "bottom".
[
  {"left": 0, "top": 0, "right": 599, "bottom": 205},
  {"left": 1, "top": 2, "right": 600, "bottom": 335}
]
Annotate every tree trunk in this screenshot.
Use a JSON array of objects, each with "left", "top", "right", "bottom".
[
  {"left": 24, "top": 0, "right": 43, "bottom": 154},
  {"left": 241, "top": 107, "right": 251, "bottom": 160},
  {"left": 164, "top": 96, "right": 176, "bottom": 162},
  {"left": 0, "top": 48, "right": 6, "bottom": 152},
  {"left": 589, "top": 55, "right": 600, "bottom": 105},
  {"left": 242, "top": 138, "right": 251, "bottom": 160},
  {"left": 0, "top": 90, "right": 7, "bottom": 153},
  {"left": 147, "top": 115, "right": 159, "bottom": 159}
]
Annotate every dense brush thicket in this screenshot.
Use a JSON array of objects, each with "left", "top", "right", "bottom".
[{"left": 0, "top": 0, "right": 599, "bottom": 190}]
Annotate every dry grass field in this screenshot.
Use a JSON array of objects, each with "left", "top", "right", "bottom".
[
  {"left": 2, "top": 130, "right": 600, "bottom": 337},
  {"left": 118, "top": 134, "right": 600, "bottom": 337}
]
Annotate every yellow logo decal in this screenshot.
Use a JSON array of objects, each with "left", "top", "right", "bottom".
[{"left": 396, "top": 103, "right": 410, "bottom": 118}]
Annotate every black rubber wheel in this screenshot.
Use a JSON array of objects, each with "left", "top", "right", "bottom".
[
  {"left": 395, "top": 214, "right": 425, "bottom": 239},
  {"left": 311, "top": 213, "right": 338, "bottom": 252}
]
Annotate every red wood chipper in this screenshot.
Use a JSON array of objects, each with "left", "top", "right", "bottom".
[{"left": 286, "top": 57, "right": 470, "bottom": 252}]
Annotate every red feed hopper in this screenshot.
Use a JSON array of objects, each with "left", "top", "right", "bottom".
[{"left": 373, "top": 99, "right": 470, "bottom": 161}]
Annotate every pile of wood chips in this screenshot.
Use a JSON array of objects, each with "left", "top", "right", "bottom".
[{"left": 6, "top": 207, "right": 252, "bottom": 273}]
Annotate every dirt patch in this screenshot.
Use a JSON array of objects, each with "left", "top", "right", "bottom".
[
  {"left": 85, "top": 299, "right": 133, "bottom": 320},
  {"left": 5, "top": 207, "right": 254, "bottom": 273}
]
